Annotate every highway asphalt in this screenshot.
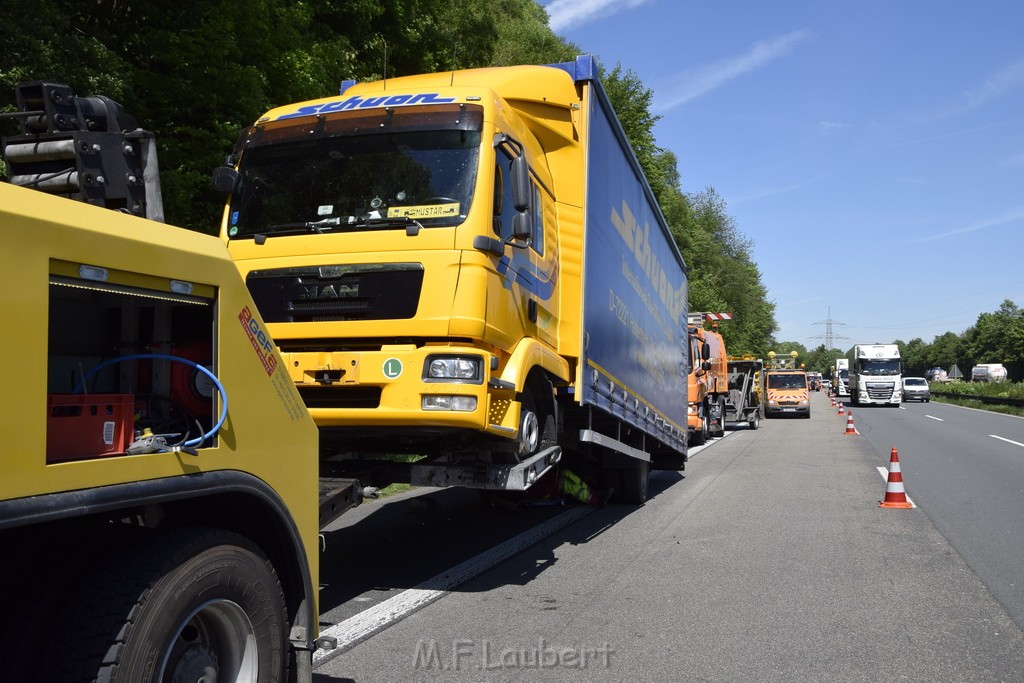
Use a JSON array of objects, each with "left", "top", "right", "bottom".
[{"left": 315, "top": 391, "right": 1024, "bottom": 681}]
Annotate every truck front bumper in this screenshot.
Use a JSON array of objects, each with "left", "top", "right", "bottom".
[{"left": 282, "top": 345, "right": 519, "bottom": 436}]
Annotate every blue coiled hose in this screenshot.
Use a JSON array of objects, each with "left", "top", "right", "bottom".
[{"left": 74, "top": 353, "right": 228, "bottom": 449}]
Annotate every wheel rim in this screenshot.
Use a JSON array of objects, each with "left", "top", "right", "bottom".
[
  {"left": 162, "top": 599, "right": 259, "bottom": 683},
  {"left": 520, "top": 408, "right": 540, "bottom": 454}
]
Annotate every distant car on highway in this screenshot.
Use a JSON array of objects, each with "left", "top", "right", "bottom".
[
  {"left": 901, "top": 377, "right": 931, "bottom": 402},
  {"left": 925, "top": 367, "right": 948, "bottom": 382},
  {"left": 821, "top": 379, "right": 832, "bottom": 390}
]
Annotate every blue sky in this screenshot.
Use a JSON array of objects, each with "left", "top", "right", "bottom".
[{"left": 544, "top": 0, "right": 1024, "bottom": 350}]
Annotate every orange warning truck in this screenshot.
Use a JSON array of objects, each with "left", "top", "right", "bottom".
[
  {"left": 687, "top": 313, "right": 730, "bottom": 444},
  {"left": 764, "top": 351, "right": 810, "bottom": 418}
]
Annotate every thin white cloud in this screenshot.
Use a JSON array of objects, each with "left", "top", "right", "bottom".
[
  {"left": 962, "top": 57, "right": 1024, "bottom": 110},
  {"left": 653, "top": 30, "right": 813, "bottom": 113},
  {"left": 732, "top": 174, "right": 823, "bottom": 204},
  {"left": 545, "top": 0, "right": 655, "bottom": 33},
  {"left": 999, "top": 150, "right": 1024, "bottom": 167},
  {"left": 909, "top": 209, "right": 1024, "bottom": 244},
  {"left": 907, "top": 57, "right": 1024, "bottom": 122},
  {"left": 818, "top": 121, "right": 851, "bottom": 135}
]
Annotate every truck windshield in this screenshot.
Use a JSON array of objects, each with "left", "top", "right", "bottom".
[
  {"left": 225, "top": 107, "right": 483, "bottom": 239},
  {"left": 860, "top": 360, "right": 900, "bottom": 376},
  {"left": 768, "top": 374, "right": 807, "bottom": 389}
]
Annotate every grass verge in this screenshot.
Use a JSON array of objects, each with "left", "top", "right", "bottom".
[{"left": 930, "top": 395, "right": 1024, "bottom": 418}]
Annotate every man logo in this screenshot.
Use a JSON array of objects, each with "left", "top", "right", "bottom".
[{"left": 299, "top": 283, "right": 359, "bottom": 300}]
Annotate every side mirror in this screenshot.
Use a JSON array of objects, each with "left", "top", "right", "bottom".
[
  {"left": 702, "top": 360, "right": 712, "bottom": 371},
  {"left": 512, "top": 210, "right": 532, "bottom": 242},
  {"left": 212, "top": 166, "right": 239, "bottom": 194},
  {"left": 511, "top": 155, "right": 530, "bottom": 212},
  {"left": 701, "top": 343, "right": 711, "bottom": 361}
]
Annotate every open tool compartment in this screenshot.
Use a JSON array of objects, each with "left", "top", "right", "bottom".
[{"left": 47, "top": 263, "right": 216, "bottom": 462}]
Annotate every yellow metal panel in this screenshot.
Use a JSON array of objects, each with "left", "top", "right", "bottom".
[{"left": 0, "top": 183, "right": 321, "bottom": 599}]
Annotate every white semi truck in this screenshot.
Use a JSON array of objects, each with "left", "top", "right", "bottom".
[
  {"left": 849, "top": 344, "right": 902, "bottom": 406},
  {"left": 833, "top": 358, "right": 850, "bottom": 397}
]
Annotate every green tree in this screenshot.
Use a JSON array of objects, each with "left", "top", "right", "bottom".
[
  {"left": 804, "top": 345, "right": 846, "bottom": 376},
  {"left": 492, "top": 0, "right": 581, "bottom": 66},
  {"left": 683, "top": 188, "right": 776, "bottom": 356},
  {"left": 896, "top": 338, "right": 928, "bottom": 376}
]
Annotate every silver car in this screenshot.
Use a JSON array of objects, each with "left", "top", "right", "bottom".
[{"left": 901, "top": 377, "right": 930, "bottom": 402}]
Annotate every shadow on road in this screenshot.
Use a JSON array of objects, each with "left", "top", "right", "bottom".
[{"left": 317, "top": 469, "right": 685, "bottom": 618}]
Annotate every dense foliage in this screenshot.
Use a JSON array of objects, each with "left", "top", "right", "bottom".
[
  {"left": 893, "top": 300, "right": 1024, "bottom": 381},
  {"left": 1, "top": 0, "right": 777, "bottom": 351}
]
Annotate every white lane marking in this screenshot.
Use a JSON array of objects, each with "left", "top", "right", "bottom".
[
  {"left": 313, "top": 505, "right": 593, "bottom": 666},
  {"left": 990, "top": 434, "right": 1024, "bottom": 448},
  {"left": 925, "top": 415, "right": 943, "bottom": 422},
  {"left": 875, "top": 466, "right": 918, "bottom": 508}
]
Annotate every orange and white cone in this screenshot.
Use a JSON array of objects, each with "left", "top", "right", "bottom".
[
  {"left": 844, "top": 410, "right": 857, "bottom": 435},
  {"left": 837, "top": 402, "right": 845, "bottom": 415},
  {"left": 880, "top": 448, "right": 913, "bottom": 509}
]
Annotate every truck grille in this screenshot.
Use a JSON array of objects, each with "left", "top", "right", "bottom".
[
  {"left": 246, "top": 263, "right": 423, "bottom": 322},
  {"left": 866, "top": 383, "right": 895, "bottom": 400}
]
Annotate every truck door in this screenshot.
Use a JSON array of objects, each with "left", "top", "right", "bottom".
[{"left": 492, "top": 144, "right": 558, "bottom": 348}]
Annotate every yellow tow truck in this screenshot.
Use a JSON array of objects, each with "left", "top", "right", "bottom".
[{"left": 1, "top": 81, "right": 325, "bottom": 681}]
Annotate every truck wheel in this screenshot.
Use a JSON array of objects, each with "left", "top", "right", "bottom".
[
  {"left": 621, "top": 460, "right": 650, "bottom": 504},
  {"left": 711, "top": 396, "right": 727, "bottom": 437},
  {"left": 690, "top": 419, "right": 707, "bottom": 446},
  {"left": 518, "top": 388, "right": 555, "bottom": 459},
  {"left": 45, "top": 527, "right": 288, "bottom": 682}
]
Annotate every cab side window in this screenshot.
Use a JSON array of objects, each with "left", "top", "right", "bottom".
[
  {"left": 493, "top": 149, "right": 544, "bottom": 256},
  {"left": 493, "top": 153, "right": 518, "bottom": 241}
]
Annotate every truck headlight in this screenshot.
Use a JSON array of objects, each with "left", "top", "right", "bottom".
[
  {"left": 424, "top": 355, "right": 483, "bottom": 383},
  {"left": 422, "top": 395, "right": 477, "bottom": 411},
  {"left": 798, "top": 400, "right": 808, "bottom": 406}
]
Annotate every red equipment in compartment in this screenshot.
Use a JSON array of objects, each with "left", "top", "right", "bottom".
[{"left": 46, "top": 394, "right": 133, "bottom": 463}]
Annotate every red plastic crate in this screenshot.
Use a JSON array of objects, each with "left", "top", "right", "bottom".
[{"left": 46, "top": 394, "right": 133, "bottom": 463}]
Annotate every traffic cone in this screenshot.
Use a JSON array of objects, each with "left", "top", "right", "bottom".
[
  {"left": 837, "top": 402, "right": 845, "bottom": 415},
  {"left": 844, "top": 410, "right": 857, "bottom": 435},
  {"left": 879, "top": 448, "right": 913, "bottom": 509}
]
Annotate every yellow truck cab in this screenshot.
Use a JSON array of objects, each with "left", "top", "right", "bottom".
[
  {"left": 764, "top": 351, "right": 810, "bottom": 418},
  {"left": 215, "top": 56, "right": 689, "bottom": 502}
]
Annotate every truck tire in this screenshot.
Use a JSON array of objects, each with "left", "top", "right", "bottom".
[
  {"left": 710, "top": 396, "right": 727, "bottom": 437},
  {"left": 620, "top": 460, "right": 650, "bottom": 504},
  {"left": 44, "top": 526, "right": 288, "bottom": 682},
  {"left": 517, "top": 387, "right": 556, "bottom": 460},
  {"left": 690, "top": 413, "right": 707, "bottom": 446}
]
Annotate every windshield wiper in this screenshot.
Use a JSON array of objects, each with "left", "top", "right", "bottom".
[
  {"left": 264, "top": 217, "right": 342, "bottom": 235},
  {"left": 352, "top": 215, "right": 426, "bottom": 236}
]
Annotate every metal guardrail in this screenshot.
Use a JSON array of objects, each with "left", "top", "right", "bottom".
[{"left": 930, "top": 389, "right": 1024, "bottom": 408}]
